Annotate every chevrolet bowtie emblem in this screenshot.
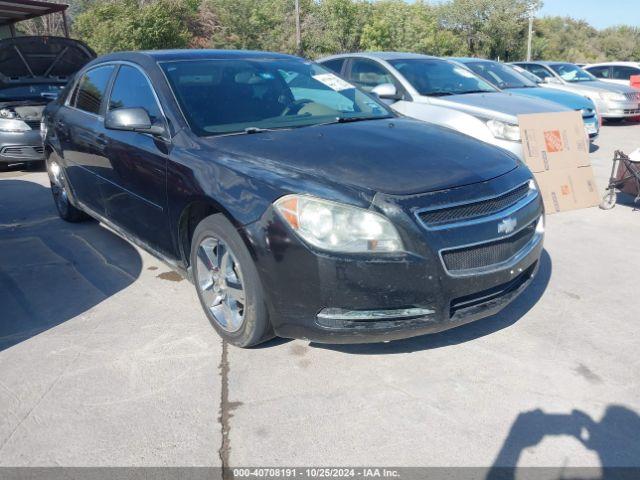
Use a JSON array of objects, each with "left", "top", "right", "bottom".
[{"left": 498, "top": 217, "right": 517, "bottom": 235}]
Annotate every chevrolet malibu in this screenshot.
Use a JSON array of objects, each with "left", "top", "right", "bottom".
[
  {"left": 318, "top": 52, "right": 569, "bottom": 161},
  {"left": 43, "top": 50, "right": 544, "bottom": 347}
]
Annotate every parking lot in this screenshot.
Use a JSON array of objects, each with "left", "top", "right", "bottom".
[{"left": 0, "top": 122, "right": 639, "bottom": 469}]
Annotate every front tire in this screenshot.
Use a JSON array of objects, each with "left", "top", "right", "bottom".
[
  {"left": 190, "top": 214, "right": 273, "bottom": 347},
  {"left": 600, "top": 189, "right": 617, "bottom": 210}
]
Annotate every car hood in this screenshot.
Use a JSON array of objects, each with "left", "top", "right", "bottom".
[
  {"left": 427, "top": 91, "right": 570, "bottom": 122},
  {"left": 0, "top": 36, "right": 95, "bottom": 85},
  {"left": 507, "top": 87, "right": 593, "bottom": 111},
  {"left": 199, "top": 118, "right": 518, "bottom": 196},
  {"left": 560, "top": 80, "right": 637, "bottom": 94}
]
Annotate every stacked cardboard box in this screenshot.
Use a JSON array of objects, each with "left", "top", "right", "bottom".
[{"left": 519, "top": 111, "right": 600, "bottom": 215}]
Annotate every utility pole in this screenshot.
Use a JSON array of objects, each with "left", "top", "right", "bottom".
[
  {"left": 526, "top": 12, "right": 534, "bottom": 61},
  {"left": 295, "top": 0, "right": 302, "bottom": 56}
]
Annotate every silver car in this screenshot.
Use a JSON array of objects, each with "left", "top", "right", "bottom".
[
  {"left": 512, "top": 61, "right": 640, "bottom": 120},
  {"left": 0, "top": 36, "right": 94, "bottom": 168},
  {"left": 318, "top": 52, "right": 570, "bottom": 160}
]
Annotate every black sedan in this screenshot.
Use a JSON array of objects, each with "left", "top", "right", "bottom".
[{"left": 43, "top": 50, "right": 544, "bottom": 347}]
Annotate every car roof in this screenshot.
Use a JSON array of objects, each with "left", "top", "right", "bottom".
[
  {"left": 320, "top": 52, "right": 441, "bottom": 62},
  {"left": 585, "top": 61, "right": 640, "bottom": 67},
  {"left": 448, "top": 57, "right": 493, "bottom": 64},
  {"left": 92, "top": 49, "right": 301, "bottom": 65},
  {"left": 513, "top": 61, "right": 575, "bottom": 66}
]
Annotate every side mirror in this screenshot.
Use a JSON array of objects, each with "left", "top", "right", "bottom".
[
  {"left": 371, "top": 83, "right": 399, "bottom": 100},
  {"left": 105, "top": 107, "right": 165, "bottom": 135}
]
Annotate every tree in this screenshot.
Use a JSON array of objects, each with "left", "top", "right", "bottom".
[
  {"left": 441, "top": 0, "right": 540, "bottom": 60},
  {"left": 73, "top": 0, "right": 195, "bottom": 54}
]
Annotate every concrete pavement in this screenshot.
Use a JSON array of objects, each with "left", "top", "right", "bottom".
[{"left": 0, "top": 123, "right": 639, "bottom": 469}]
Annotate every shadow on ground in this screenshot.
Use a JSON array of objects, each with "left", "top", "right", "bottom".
[
  {"left": 311, "top": 249, "right": 552, "bottom": 355},
  {"left": 0, "top": 180, "right": 142, "bottom": 352},
  {"left": 486, "top": 405, "right": 640, "bottom": 479}
]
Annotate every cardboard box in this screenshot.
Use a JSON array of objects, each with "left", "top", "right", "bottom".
[
  {"left": 534, "top": 166, "right": 600, "bottom": 214},
  {"left": 519, "top": 111, "right": 590, "bottom": 173}
]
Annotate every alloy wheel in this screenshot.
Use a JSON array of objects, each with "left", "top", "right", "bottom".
[{"left": 196, "top": 237, "right": 246, "bottom": 332}]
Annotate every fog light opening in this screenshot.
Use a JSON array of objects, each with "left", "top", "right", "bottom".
[{"left": 317, "top": 307, "right": 435, "bottom": 322}]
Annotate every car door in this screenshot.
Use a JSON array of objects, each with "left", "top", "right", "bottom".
[
  {"left": 57, "top": 64, "right": 116, "bottom": 215},
  {"left": 101, "top": 63, "right": 173, "bottom": 256}
]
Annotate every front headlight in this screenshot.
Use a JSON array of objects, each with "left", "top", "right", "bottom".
[
  {"left": 274, "top": 194, "right": 403, "bottom": 253},
  {"left": 486, "top": 119, "right": 521, "bottom": 142},
  {"left": 40, "top": 119, "right": 48, "bottom": 141},
  {"left": 0, "top": 118, "right": 30, "bottom": 133},
  {"left": 600, "top": 92, "right": 626, "bottom": 102}
]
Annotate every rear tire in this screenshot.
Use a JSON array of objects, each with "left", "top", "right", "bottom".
[
  {"left": 190, "top": 214, "right": 273, "bottom": 348},
  {"left": 48, "top": 160, "right": 88, "bottom": 222}
]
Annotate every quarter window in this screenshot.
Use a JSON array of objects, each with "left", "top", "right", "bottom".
[
  {"left": 73, "top": 65, "right": 114, "bottom": 115},
  {"left": 109, "top": 65, "right": 162, "bottom": 123}
]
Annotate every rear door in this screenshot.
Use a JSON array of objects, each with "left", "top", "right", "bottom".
[
  {"left": 102, "top": 64, "right": 172, "bottom": 255},
  {"left": 57, "top": 64, "right": 115, "bottom": 214}
]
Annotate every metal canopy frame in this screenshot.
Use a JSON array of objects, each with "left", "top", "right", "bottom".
[{"left": 0, "top": 0, "right": 70, "bottom": 37}]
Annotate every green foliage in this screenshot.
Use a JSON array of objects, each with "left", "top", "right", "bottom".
[
  {"left": 73, "top": 0, "right": 194, "bottom": 54},
  {"left": 66, "top": 0, "right": 639, "bottom": 62}
]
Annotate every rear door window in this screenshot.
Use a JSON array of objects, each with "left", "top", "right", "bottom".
[
  {"left": 322, "top": 58, "right": 346, "bottom": 75},
  {"left": 524, "top": 64, "right": 554, "bottom": 80},
  {"left": 73, "top": 65, "right": 115, "bottom": 115},
  {"left": 612, "top": 66, "right": 640, "bottom": 81},
  {"left": 347, "top": 59, "right": 395, "bottom": 92}
]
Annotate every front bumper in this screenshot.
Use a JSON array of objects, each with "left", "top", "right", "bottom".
[
  {"left": 0, "top": 129, "right": 44, "bottom": 163},
  {"left": 245, "top": 166, "right": 544, "bottom": 344},
  {"left": 597, "top": 99, "right": 640, "bottom": 118}
]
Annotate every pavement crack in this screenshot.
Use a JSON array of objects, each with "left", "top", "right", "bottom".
[{"left": 218, "top": 340, "right": 234, "bottom": 479}]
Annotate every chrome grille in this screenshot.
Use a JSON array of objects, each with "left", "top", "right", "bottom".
[
  {"left": 625, "top": 91, "right": 640, "bottom": 102},
  {"left": 419, "top": 182, "right": 530, "bottom": 227},
  {"left": 441, "top": 221, "right": 537, "bottom": 272}
]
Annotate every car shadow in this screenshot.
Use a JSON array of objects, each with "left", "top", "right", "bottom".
[
  {"left": 486, "top": 405, "right": 640, "bottom": 479},
  {"left": 311, "top": 249, "right": 552, "bottom": 355},
  {"left": 0, "top": 179, "right": 142, "bottom": 352}
]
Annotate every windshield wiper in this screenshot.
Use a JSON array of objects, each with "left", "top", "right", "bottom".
[
  {"left": 428, "top": 91, "right": 454, "bottom": 97},
  {"left": 459, "top": 89, "right": 494, "bottom": 95}
]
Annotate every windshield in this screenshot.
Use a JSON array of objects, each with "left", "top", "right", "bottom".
[
  {"left": 160, "top": 59, "right": 392, "bottom": 136},
  {"left": 0, "top": 83, "right": 64, "bottom": 101},
  {"left": 388, "top": 59, "right": 497, "bottom": 96},
  {"left": 549, "top": 64, "right": 596, "bottom": 83},
  {"left": 464, "top": 61, "right": 537, "bottom": 89},
  {"left": 512, "top": 66, "right": 544, "bottom": 84}
]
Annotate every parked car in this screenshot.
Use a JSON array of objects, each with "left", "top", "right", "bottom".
[
  {"left": 43, "top": 50, "right": 544, "bottom": 347},
  {"left": 511, "top": 61, "right": 640, "bottom": 121},
  {"left": 583, "top": 62, "right": 640, "bottom": 87},
  {"left": 318, "top": 52, "right": 569, "bottom": 161},
  {"left": 0, "top": 36, "right": 95, "bottom": 168},
  {"left": 450, "top": 58, "right": 599, "bottom": 139}
]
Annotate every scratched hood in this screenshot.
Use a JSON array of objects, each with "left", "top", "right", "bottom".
[{"left": 200, "top": 118, "right": 518, "bottom": 195}]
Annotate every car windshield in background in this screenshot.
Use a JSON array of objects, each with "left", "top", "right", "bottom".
[
  {"left": 160, "top": 59, "right": 392, "bottom": 136},
  {"left": 465, "top": 61, "right": 537, "bottom": 89},
  {"left": 549, "top": 64, "right": 596, "bottom": 83},
  {"left": 388, "top": 59, "right": 497, "bottom": 96},
  {"left": 0, "top": 83, "right": 64, "bottom": 101}
]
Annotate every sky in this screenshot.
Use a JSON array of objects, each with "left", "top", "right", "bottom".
[
  {"left": 417, "top": 1, "right": 639, "bottom": 30},
  {"left": 537, "top": 0, "right": 639, "bottom": 29}
]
